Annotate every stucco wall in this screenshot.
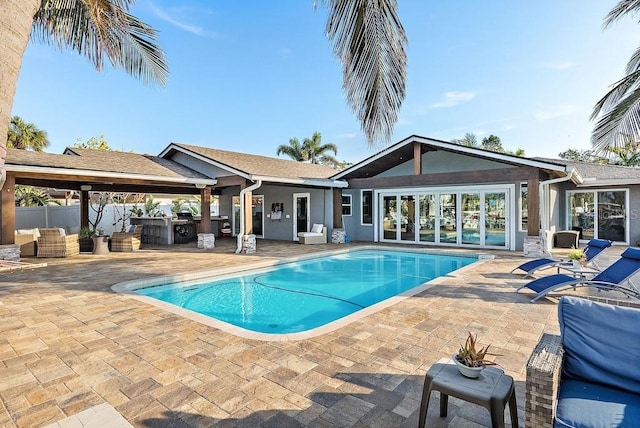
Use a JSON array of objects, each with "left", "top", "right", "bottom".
[{"left": 171, "top": 152, "right": 236, "bottom": 177}]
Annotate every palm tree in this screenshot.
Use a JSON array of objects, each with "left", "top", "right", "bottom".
[
  {"left": 277, "top": 137, "right": 307, "bottom": 162},
  {"left": 7, "top": 116, "right": 49, "bottom": 151},
  {"left": 15, "top": 186, "right": 61, "bottom": 206},
  {"left": 277, "top": 132, "right": 340, "bottom": 168},
  {"left": 0, "top": 0, "right": 169, "bottom": 172},
  {"left": 591, "top": 0, "right": 640, "bottom": 152}
]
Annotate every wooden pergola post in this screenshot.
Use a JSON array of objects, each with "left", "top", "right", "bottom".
[
  {"left": 200, "top": 187, "right": 211, "bottom": 233},
  {"left": 413, "top": 142, "right": 422, "bottom": 175},
  {"left": 527, "top": 177, "right": 540, "bottom": 236},
  {"left": 80, "top": 190, "right": 90, "bottom": 229},
  {"left": 1, "top": 174, "right": 16, "bottom": 244},
  {"left": 333, "top": 188, "right": 343, "bottom": 228}
]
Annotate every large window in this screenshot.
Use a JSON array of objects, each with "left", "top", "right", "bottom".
[
  {"left": 568, "top": 189, "right": 627, "bottom": 243},
  {"left": 361, "top": 190, "right": 373, "bottom": 225}
]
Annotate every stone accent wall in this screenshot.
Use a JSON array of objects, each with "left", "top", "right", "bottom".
[
  {"left": 197, "top": 233, "right": 215, "bottom": 249},
  {"left": 241, "top": 234, "right": 256, "bottom": 254},
  {"left": 523, "top": 236, "right": 544, "bottom": 258},
  {"left": 0, "top": 244, "right": 20, "bottom": 262},
  {"left": 331, "top": 229, "right": 346, "bottom": 244}
]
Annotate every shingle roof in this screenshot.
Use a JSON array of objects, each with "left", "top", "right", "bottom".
[
  {"left": 7, "top": 148, "right": 208, "bottom": 179},
  {"left": 534, "top": 157, "right": 640, "bottom": 181},
  {"left": 171, "top": 143, "right": 339, "bottom": 180}
]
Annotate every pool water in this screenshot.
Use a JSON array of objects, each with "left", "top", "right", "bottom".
[{"left": 135, "top": 249, "right": 476, "bottom": 334}]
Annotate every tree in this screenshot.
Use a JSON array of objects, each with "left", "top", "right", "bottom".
[
  {"left": 7, "top": 116, "right": 49, "bottom": 151},
  {"left": 558, "top": 148, "right": 608, "bottom": 164},
  {"left": 0, "top": 0, "right": 169, "bottom": 175},
  {"left": 591, "top": 0, "right": 640, "bottom": 153},
  {"left": 481, "top": 135, "right": 504, "bottom": 152},
  {"left": 603, "top": 139, "right": 640, "bottom": 166},
  {"left": 277, "top": 132, "right": 341, "bottom": 168},
  {"left": 452, "top": 133, "right": 478, "bottom": 147},
  {"left": 73, "top": 135, "right": 112, "bottom": 150},
  {"left": 15, "top": 186, "right": 60, "bottom": 206}
]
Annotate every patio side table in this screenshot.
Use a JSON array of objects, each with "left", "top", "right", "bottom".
[
  {"left": 92, "top": 235, "right": 110, "bottom": 255},
  {"left": 418, "top": 357, "right": 518, "bottom": 428}
]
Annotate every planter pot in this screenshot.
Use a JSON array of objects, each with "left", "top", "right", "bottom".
[
  {"left": 452, "top": 354, "right": 484, "bottom": 379},
  {"left": 79, "top": 237, "right": 94, "bottom": 253}
]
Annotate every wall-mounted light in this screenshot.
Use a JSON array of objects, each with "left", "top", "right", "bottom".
[
  {"left": 195, "top": 183, "right": 207, "bottom": 189},
  {"left": 80, "top": 185, "right": 92, "bottom": 191}
]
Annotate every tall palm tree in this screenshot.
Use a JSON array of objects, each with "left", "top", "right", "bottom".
[
  {"left": 7, "top": 116, "right": 49, "bottom": 151},
  {"left": 591, "top": 0, "right": 640, "bottom": 152},
  {"left": 0, "top": 0, "right": 169, "bottom": 172},
  {"left": 302, "top": 131, "right": 340, "bottom": 167},
  {"left": 277, "top": 137, "right": 307, "bottom": 162}
]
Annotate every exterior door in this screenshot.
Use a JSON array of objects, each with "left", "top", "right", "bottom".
[{"left": 293, "top": 193, "right": 310, "bottom": 241}]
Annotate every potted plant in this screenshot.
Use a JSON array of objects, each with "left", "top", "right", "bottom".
[
  {"left": 79, "top": 226, "right": 95, "bottom": 252},
  {"left": 568, "top": 248, "right": 586, "bottom": 267},
  {"left": 452, "top": 332, "right": 498, "bottom": 378}
]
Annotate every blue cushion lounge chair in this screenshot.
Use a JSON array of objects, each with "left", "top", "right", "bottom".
[
  {"left": 510, "top": 238, "right": 611, "bottom": 278},
  {"left": 517, "top": 247, "right": 640, "bottom": 302}
]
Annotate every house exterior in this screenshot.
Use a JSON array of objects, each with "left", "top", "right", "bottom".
[
  {"left": 332, "top": 135, "right": 640, "bottom": 251},
  {"left": 3, "top": 134, "right": 640, "bottom": 255}
]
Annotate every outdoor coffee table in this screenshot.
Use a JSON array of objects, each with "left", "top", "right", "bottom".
[{"left": 418, "top": 357, "right": 518, "bottom": 428}]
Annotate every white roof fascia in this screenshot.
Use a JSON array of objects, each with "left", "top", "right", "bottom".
[
  {"left": 7, "top": 165, "right": 217, "bottom": 186},
  {"left": 576, "top": 178, "right": 640, "bottom": 187},
  {"left": 250, "top": 175, "right": 348, "bottom": 188},
  {"left": 160, "top": 144, "right": 251, "bottom": 179},
  {"left": 333, "top": 135, "right": 569, "bottom": 178}
]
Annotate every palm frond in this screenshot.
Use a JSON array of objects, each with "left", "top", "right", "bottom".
[
  {"left": 604, "top": 0, "right": 640, "bottom": 28},
  {"left": 323, "top": 0, "right": 407, "bottom": 145},
  {"left": 591, "top": 68, "right": 640, "bottom": 120},
  {"left": 592, "top": 87, "right": 640, "bottom": 152},
  {"left": 32, "top": 0, "right": 168, "bottom": 86}
]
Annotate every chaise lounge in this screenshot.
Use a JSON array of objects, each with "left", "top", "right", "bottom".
[{"left": 298, "top": 224, "right": 327, "bottom": 245}]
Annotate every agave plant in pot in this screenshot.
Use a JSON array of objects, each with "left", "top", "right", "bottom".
[{"left": 452, "top": 332, "right": 498, "bottom": 378}]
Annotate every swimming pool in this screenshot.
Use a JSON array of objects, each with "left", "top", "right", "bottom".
[{"left": 120, "top": 248, "right": 478, "bottom": 339}]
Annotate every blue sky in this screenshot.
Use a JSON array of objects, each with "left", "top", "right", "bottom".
[{"left": 11, "top": 1, "right": 640, "bottom": 164}]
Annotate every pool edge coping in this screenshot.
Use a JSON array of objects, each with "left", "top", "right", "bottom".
[{"left": 111, "top": 245, "right": 495, "bottom": 342}]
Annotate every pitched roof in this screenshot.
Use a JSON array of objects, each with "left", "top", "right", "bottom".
[
  {"left": 166, "top": 143, "right": 341, "bottom": 181},
  {"left": 534, "top": 157, "right": 640, "bottom": 183},
  {"left": 7, "top": 148, "right": 207, "bottom": 179}
]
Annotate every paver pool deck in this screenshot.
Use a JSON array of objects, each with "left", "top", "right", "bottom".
[{"left": 0, "top": 240, "right": 629, "bottom": 427}]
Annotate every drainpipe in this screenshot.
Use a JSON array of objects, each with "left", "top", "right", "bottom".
[
  {"left": 538, "top": 168, "right": 578, "bottom": 254},
  {"left": 235, "top": 179, "right": 262, "bottom": 254}
]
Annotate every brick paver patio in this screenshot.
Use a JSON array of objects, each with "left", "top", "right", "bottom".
[{"left": 0, "top": 240, "right": 627, "bottom": 427}]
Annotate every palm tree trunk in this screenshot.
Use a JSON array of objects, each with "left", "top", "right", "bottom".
[{"left": 0, "top": 0, "right": 39, "bottom": 171}]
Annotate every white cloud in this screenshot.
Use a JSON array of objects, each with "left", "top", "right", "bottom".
[
  {"left": 538, "top": 61, "right": 576, "bottom": 70},
  {"left": 535, "top": 105, "right": 577, "bottom": 120},
  {"left": 148, "top": 1, "right": 214, "bottom": 38},
  {"left": 430, "top": 91, "right": 477, "bottom": 108}
]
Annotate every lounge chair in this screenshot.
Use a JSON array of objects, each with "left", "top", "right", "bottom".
[
  {"left": 511, "top": 238, "right": 611, "bottom": 278},
  {"left": 517, "top": 247, "right": 640, "bottom": 302},
  {"left": 298, "top": 224, "right": 327, "bottom": 244},
  {"left": 37, "top": 228, "right": 80, "bottom": 258}
]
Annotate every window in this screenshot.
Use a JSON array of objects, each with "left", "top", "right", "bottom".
[
  {"left": 342, "top": 194, "right": 352, "bottom": 216},
  {"left": 361, "top": 190, "right": 372, "bottom": 224},
  {"left": 520, "top": 183, "right": 528, "bottom": 232},
  {"left": 567, "top": 189, "right": 627, "bottom": 243}
]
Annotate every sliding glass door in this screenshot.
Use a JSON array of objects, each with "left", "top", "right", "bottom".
[{"left": 568, "top": 190, "right": 627, "bottom": 243}]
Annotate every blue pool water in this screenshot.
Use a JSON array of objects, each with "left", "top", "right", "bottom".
[{"left": 135, "top": 249, "right": 476, "bottom": 334}]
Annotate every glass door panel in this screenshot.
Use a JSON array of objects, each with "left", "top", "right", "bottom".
[
  {"left": 485, "top": 192, "right": 506, "bottom": 246},
  {"left": 382, "top": 196, "right": 398, "bottom": 240},
  {"left": 419, "top": 194, "right": 435, "bottom": 243},
  {"left": 569, "top": 193, "right": 594, "bottom": 240},
  {"left": 597, "top": 191, "right": 626, "bottom": 242},
  {"left": 251, "top": 195, "right": 264, "bottom": 237},
  {"left": 439, "top": 194, "right": 457, "bottom": 243},
  {"left": 461, "top": 193, "right": 480, "bottom": 245},
  {"left": 232, "top": 196, "right": 241, "bottom": 235},
  {"left": 400, "top": 195, "right": 416, "bottom": 241}
]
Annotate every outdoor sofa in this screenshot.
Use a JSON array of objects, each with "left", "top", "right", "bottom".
[
  {"left": 526, "top": 295, "right": 640, "bottom": 427},
  {"left": 298, "top": 224, "right": 327, "bottom": 245}
]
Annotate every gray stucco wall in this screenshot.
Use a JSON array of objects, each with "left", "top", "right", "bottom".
[
  {"left": 341, "top": 190, "right": 374, "bottom": 242},
  {"left": 171, "top": 152, "right": 236, "bottom": 177},
  {"left": 377, "top": 151, "right": 512, "bottom": 177}
]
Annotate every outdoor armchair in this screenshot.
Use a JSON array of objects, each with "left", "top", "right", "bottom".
[
  {"left": 526, "top": 296, "right": 640, "bottom": 427},
  {"left": 36, "top": 228, "right": 79, "bottom": 258},
  {"left": 111, "top": 225, "right": 143, "bottom": 252}
]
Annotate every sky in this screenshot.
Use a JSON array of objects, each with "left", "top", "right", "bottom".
[{"left": 11, "top": 1, "right": 640, "bottom": 164}]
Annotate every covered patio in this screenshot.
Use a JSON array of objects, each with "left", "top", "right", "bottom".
[{"left": 0, "top": 239, "right": 588, "bottom": 427}]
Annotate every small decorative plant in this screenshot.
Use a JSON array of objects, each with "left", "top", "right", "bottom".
[
  {"left": 455, "top": 332, "right": 497, "bottom": 368},
  {"left": 568, "top": 248, "right": 587, "bottom": 266}
]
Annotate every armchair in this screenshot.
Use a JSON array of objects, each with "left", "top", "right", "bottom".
[
  {"left": 37, "top": 228, "right": 79, "bottom": 258},
  {"left": 111, "top": 225, "right": 143, "bottom": 252},
  {"left": 526, "top": 296, "right": 640, "bottom": 427}
]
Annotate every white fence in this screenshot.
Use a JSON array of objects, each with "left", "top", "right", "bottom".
[{"left": 15, "top": 204, "right": 173, "bottom": 235}]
